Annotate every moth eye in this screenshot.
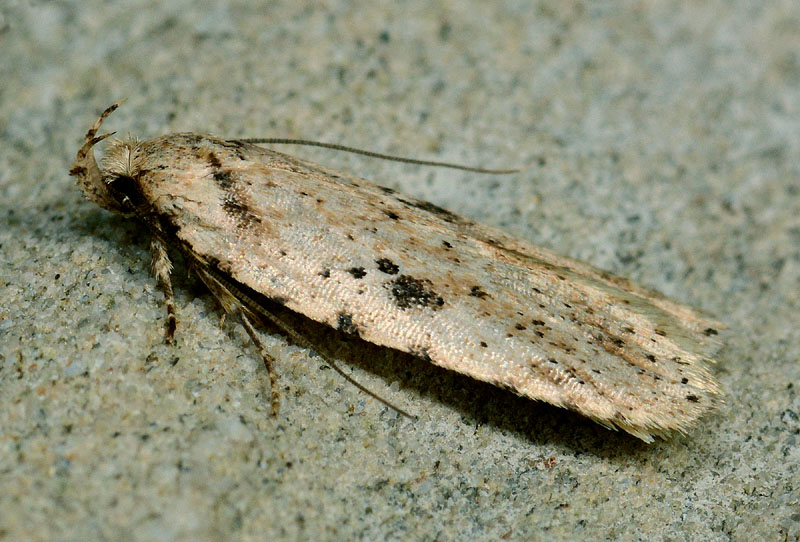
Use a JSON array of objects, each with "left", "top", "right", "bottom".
[{"left": 107, "top": 175, "right": 145, "bottom": 209}]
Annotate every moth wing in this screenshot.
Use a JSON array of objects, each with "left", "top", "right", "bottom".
[{"left": 139, "top": 135, "right": 721, "bottom": 441}]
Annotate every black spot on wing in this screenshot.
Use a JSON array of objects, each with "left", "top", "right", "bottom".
[
  {"left": 222, "top": 192, "right": 261, "bottom": 229},
  {"left": 469, "top": 285, "right": 489, "bottom": 299},
  {"left": 348, "top": 267, "right": 367, "bottom": 279},
  {"left": 388, "top": 275, "right": 444, "bottom": 310},
  {"left": 213, "top": 170, "right": 236, "bottom": 190},
  {"left": 375, "top": 258, "right": 399, "bottom": 275},
  {"left": 207, "top": 152, "right": 222, "bottom": 169},
  {"left": 398, "top": 197, "right": 462, "bottom": 224},
  {"left": 337, "top": 313, "right": 359, "bottom": 336}
]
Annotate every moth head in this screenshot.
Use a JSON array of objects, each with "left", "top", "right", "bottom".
[{"left": 69, "top": 101, "right": 146, "bottom": 217}]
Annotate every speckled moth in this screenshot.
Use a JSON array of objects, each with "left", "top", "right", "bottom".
[{"left": 70, "top": 103, "right": 723, "bottom": 441}]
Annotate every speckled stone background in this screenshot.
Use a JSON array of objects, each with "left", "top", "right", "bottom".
[{"left": 1, "top": 1, "right": 798, "bottom": 540}]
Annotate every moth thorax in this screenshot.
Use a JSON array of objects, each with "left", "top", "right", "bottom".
[{"left": 102, "top": 138, "right": 142, "bottom": 179}]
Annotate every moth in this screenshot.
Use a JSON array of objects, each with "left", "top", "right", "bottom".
[{"left": 70, "top": 102, "right": 722, "bottom": 442}]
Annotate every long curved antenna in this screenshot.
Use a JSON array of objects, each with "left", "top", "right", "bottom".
[{"left": 237, "top": 138, "right": 518, "bottom": 174}]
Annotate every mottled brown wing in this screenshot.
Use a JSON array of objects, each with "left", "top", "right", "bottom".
[{"left": 137, "top": 134, "right": 721, "bottom": 441}]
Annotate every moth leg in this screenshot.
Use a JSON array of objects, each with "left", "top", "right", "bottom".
[
  {"left": 192, "top": 264, "right": 281, "bottom": 416},
  {"left": 192, "top": 261, "right": 412, "bottom": 419},
  {"left": 239, "top": 310, "right": 281, "bottom": 417},
  {"left": 149, "top": 236, "right": 177, "bottom": 344}
]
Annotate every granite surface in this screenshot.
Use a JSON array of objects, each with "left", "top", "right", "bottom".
[{"left": 1, "top": 1, "right": 798, "bottom": 540}]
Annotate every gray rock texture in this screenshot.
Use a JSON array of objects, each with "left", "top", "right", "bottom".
[{"left": 1, "top": 2, "right": 798, "bottom": 540}]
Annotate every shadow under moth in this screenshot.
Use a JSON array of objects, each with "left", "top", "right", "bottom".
[{"left": 69, "top": 102, "right": 723, "bottom": 442}]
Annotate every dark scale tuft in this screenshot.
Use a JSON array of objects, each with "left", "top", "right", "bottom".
[
  {"left": 222, "top": 193, "right": 261, "bottom": 229},
  {"left": 398, "top": 197, "right": 462, "bottom": 224},
  {"left": 388, "top": 275, "right": 445, "bottom": 310},
  {"left": 207, "top": 152, "right": 222, "bottom": 169},
  {"left": 348, "top": 267, "right": 367, "bottom": 279},
  {"left": 470, "top": 286, "right": 489, "bottom": 299},
  {"left": 375, "top": 258, "right": 399, "bottom": 275},
  {"left": 213, "top": 170, "right": 236, "bottom": 189},
  {"left": 337, "top": 313, "right": 359, "bottom": 336}
]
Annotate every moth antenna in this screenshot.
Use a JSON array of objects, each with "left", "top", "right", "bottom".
[
  {"left": 70, "top": 100, "right": 127, "bottom": 213},
  {"left": 237, "top": 138, "right": 518, "bottom": 174}
]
